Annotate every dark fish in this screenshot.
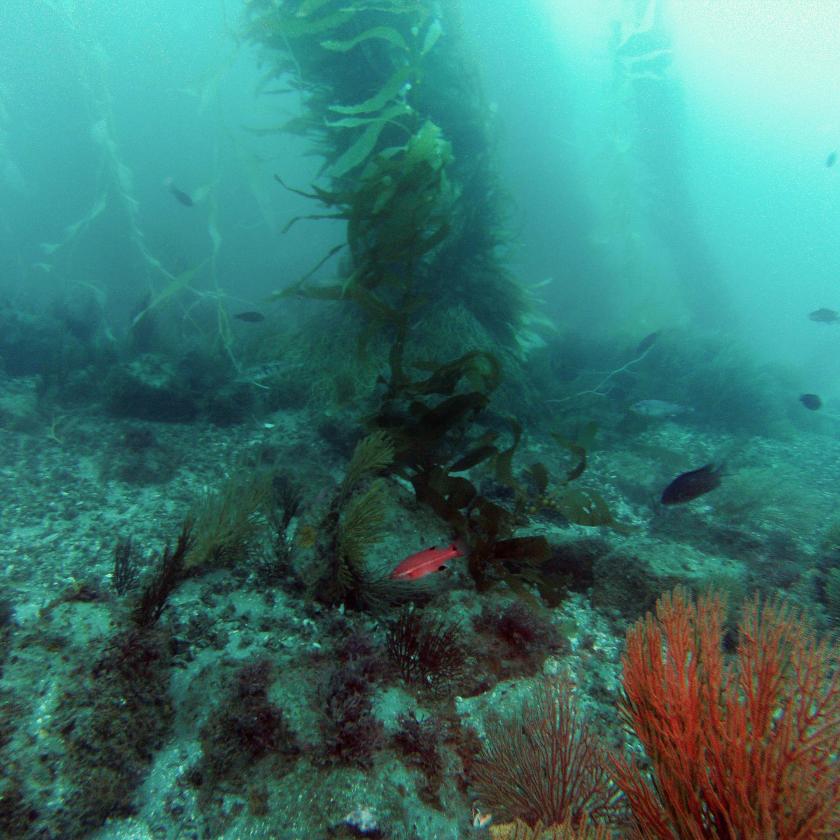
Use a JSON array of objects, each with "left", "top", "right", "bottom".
[
  {"left": 164, "top": 177, "right": 193, "bottom": 207},
  {"left": 636, "top": 330, "right": 660, "bottom": 355},
  {"left": 234, "top": 311, "right": 265, "bottom": 323},
  {"left": 827, "top": 151, "right": 837, "bottom": 168},
  {"left": 800, "top": 393, "right": 822, "bottom": 410},
  {"left": 808, "top": 308, "right": 840, "bottom": 323},
  {"left": 661, "top": 463, "right": 723, "bottom": 505}
]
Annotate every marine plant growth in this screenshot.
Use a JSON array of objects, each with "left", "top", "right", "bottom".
[
  {"left": 246, "top": 0, "right": 528, "bottom": 348},
  {"left": 243, "top": 4, "right": 634, "bottom": 613},
  {"left": 613, "top": 588, "right": 840, "bottom": 839},
  {"left": 244, "top": 0, "right": 583, "bottom": 605}
]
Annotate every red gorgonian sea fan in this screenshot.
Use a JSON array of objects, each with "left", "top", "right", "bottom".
[
  {"left": 471, "top": 678, "right": 623, "bottom": 830},
  {"left": 612, "top": 587, "right": 840, "bottom": 840}
]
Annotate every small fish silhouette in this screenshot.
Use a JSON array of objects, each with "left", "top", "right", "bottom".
[
  {"left": 164, "top": 177, "right": 193, "bottom": 207},
  {"left": 234, "top": 311, "right": 265, "bottom": 323},
  {"left": 635, "top": 330, "right": 660, "bottom": 355},
  {"left": 661, "top": 463, "right": 723, "bottom": 505},
  {"left": 809, "top": 308, "right": 839, "bottom": 324}
]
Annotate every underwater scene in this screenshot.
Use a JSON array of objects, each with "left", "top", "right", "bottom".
[{"left": 0, "top": 0, "right": 838, "bottom": 837}]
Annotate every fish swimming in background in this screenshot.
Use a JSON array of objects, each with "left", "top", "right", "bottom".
[
  {"left": 827, "top": 151, "right": 837, "bottom": 168},
  {"left": 234, "top": 311, "right": 265, "bottom": 323},
  {"left": 635, "top": 330, "right": 660, "bottom": 355},
  {"left": 389, "top": 543, "right": 464, "bottom": 581},
  {"left": 808, "top": 308, "right": 840, "bottom": 323},
  {"left": 800, "top": 393, "right": 822, "bottom": 410},
  {"left": 630, "top": 399, "right": 690, "bottom": 419},
  {"left": 661, "top": 463, "right": 723, "bottom": 505},
  {"left": 163, "top": 177, "right": 194, "bottom": 207}
]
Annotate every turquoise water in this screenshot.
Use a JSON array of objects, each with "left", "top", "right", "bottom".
[{"left": 0, "top": 2, "right": 837, "bottom": 838}]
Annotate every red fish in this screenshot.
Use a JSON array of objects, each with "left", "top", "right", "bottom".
[{"left": 389, "top": 543, "right": 464, "bottom": 581}]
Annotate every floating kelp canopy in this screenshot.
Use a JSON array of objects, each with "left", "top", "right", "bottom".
[{"left": 245, "top": 0, "right": 529, "bottom": 349}]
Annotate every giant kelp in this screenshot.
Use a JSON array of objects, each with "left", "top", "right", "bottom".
[
  {"left": 394, "top": 403, "right": 626, "bottom": 604},
  {"left": 246, "top": 0, "right": 528, "bottom": 347},
  {"left": 244, "top": 2, "right": 618, "bottom": 608},
  {"left": 364, "top": 345, "right": 555, "bottom": 598}
]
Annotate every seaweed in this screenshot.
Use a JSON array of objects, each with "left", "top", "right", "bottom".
[
  {"left": 386, "top": 606, "right": 465, "bottom": 692},
  {"left": 53, "top": 626, "right": 175, "bottom": 838},
  {"left": 393, "top": 711, "right": 446, "bottom": 807},
  {"left": 524, "top": 427, "right": 631, "bottom": 534},
  {"left": 184, "top": 472, "right": 270, "bottom": 570},
  {"left": 472, "top": 601, "right": 565, "bottom": 682},
  {"left": 246, "top": 1, "right": 624, "bottom": 609},
  {"left": 367, "top": 346, "right": 555, "bottom": 596},
  {"left": 320, "top": 657, "right": 385, "bottom": 767},
  {"left": 112, "top": 535, "right": 138, "bottom": 596},
  {"left": 132, "top": 522, "right": 193, "bottom": 628},
  {"left": 311, "top": 431, "right": 411, "bottom": 609},
  {"left": 255, "top": 476, "right": 303, "bottom": 587},
  {"left": 192, "top": 659, "right": 297, "bottom": 796},
  {"left": 248, "top": 0, "right": 529, "bottom": 353}
]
